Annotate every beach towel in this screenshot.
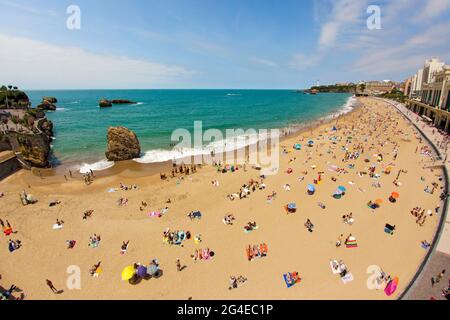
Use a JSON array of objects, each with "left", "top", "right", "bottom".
[
  {"left": 52, "top": 224, "right": 63, "bottom": 230},
  {"left": 346, "top": 240, "right": 358, "bottom": 248},
  {"left": 283, "top": 273, "right": 301, "bottom": 288},
  {"left": 148, "top": 211, "right": 162, "bottom": 218},
  {"left": 260, "top": 243, "right": 268, "bottom": 255},
  {"left": 384, "top": 277, "right": 399, "bottom": 296},
  {"left": 341, "top": 273, "right": 354, "bottom": 284},
  {"left": 330, "top": 260, "right": 342, "bottom": 274},
  {"left": 345, "top": 237, "right": 358, "bottom": 248},
  {"left": 244, "top": 226, "right": 259, "bottom": 233},
  {"left": 201, "top": 248, "right": 211, "bottom": 260},
  {"left": 3, "top": 228, "right": 13, "bottom": 236},
  {"left": 93, "top": 267, "right": 103, "bottom": 278}
]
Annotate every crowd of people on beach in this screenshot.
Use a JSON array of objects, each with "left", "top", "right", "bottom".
[{"left": 2, "top": 98, "right": 450, "bottom": 300}]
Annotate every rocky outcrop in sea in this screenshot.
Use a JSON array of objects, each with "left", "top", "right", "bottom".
[{"left": 105, "top": 126, "right": 141, "bottom": 161}]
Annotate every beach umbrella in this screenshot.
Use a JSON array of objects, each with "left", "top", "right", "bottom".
[
  {"left": 294, "top": 144, "right": 302, "bottom": 150},
  {"left": 384, "top": 277, "right": 399, "bottom": 296},
  {"left": 121, "top": 266, "right": 135, "bottom": 281},
  {"left": 308, "top": 140, "right": 314, "bottom": 146},
  {"left": 338, "top": 186, "right": 346, "bottom": 193},
  {"left": 287, "top": 203, "right": 297, "bottom": 210},
  {"left": 136, "top": 265, "right": 148, "bottom": 278},
  {"left": 391, "top": 192, "right": 400, "bottom": 199},
  {"left": 307, "top": 184, "right": 315, "bottom": 192}
]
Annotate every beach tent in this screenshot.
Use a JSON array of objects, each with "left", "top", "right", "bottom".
[
  {"left": 307, "top": 184, "right": 315, "bottom": 195},
  {"left": 294, "top": 144, "right": 302, "bottom": 150},
  {"left": 122, "top": 266, "right": 135, "bottom": 281},
  {"left": 384, "top": 277, "right": 399, "bottom": 296}
]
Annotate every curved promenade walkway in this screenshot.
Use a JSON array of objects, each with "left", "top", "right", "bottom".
[{"left": 382, "top": 99, "right": 449, "bottom": 300}]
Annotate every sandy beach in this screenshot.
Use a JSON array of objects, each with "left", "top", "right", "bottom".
[{"left": 0, "top": 97, "right": 444, "bottom": 300}]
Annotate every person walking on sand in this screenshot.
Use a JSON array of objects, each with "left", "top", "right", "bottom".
[
  {"left": 176, "top": 258, "right": 182, "bottom": 272},
  {"left": 436, "top": 269, "right": 446, "bottom": 285},
  {"left": 46, "top": 279, "right": 58, "bottom": 293}
]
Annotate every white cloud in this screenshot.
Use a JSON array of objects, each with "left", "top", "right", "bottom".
[
  {"left": 252, "top": 58, "right": 277, "bottom": 67},
  {"left": 416, "top": 0, "right": 450, "bottom": 21},
  {"left": 0, "top": 33, "right": 194, "bottom": 89},
  {"left": 317, "top": 0, "right": 369, "bottom": 48},
  {"left": 289, "top": 53, "right": 321, "bottom": 71},
  {"left": 352, "top": 20, "right": 450, "bottom": 76},
  {"left": 0, "top": 0, "right": 59, "bottom": 17},
  {"left": 0, "top": 0, "right": 41, "bottom": 15}
]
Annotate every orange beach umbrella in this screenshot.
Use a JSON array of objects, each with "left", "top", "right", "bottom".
[{"left": 391, "top": 192, "right": 400, "bottom": 199}]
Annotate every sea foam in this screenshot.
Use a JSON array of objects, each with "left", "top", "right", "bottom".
[{"left": 78, "top": 159, "right": 115, "bottom": 173}]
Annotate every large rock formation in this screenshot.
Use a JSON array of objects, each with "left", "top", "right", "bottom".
[
  {"left": 99, "top": 99, "right": 136, "bottom": 107},
  {"left": 105, "top": 127, "right": 141, "bottom": 161},
  {"left": 5, "top": 132, "right": 51, "bottom": 168},
  {"left": 99, "top": 99, "right": 113, "bottom": 108},
  {"left": 111, "top": 99, "right": 137, "bottom": 105},
  {"left": 36, "top": 100, "right": 57, "bottom": 111},
  {"left": 42, "top": 97, "right": 58, "bottom": 104}
]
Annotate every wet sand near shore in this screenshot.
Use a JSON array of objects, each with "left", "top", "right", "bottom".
[{"left": 0, "top": 97, "right": 444, "bottom": 300}]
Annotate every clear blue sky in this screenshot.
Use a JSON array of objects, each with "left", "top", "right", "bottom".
[{"left": 0, "top": 0, "right": 450, "bottom": 89}]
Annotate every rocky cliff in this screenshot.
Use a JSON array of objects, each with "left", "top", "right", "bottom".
[
  {"left": 0, "top": 87, "right": 30, "bottom": 109},
  {"left": 105, "top": 127, "right": 141, "bottom": 161},
  {"left": 5, "top": 132, "right": 51, "bottom": 168}
]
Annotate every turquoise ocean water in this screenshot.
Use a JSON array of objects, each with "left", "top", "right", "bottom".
[{"left": 26, "top": 90, "right": 354, "bottom": 172}]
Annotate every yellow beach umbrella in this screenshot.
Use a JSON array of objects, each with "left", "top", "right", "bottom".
[{"left": 121, "top": 266, "right": 135, "bottom": 281}]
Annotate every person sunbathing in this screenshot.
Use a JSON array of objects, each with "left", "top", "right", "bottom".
[
  {"left": 8, "top": 239, "right": 21, "bottom": 253},
  {"left": 120, "top": 241, "right": 130, "bottom": 255},
  {"left": 1, "top": 219, "right": 15, "bottom": 236},
  {"left": 89, "top": 262, "right": 101, "bottom": 277},
  {"left": 304, "top": 219, "right": 314, "bottom": 232},
  {"left": 49, "top": 200, "right": 61, "bottom": 207},
  {"left": 223, "top": 215, "right": 235, "bottom": 225},
  {"left": 244, "top": 222, "right": 257, "bottom": 232},
  {"left": 83, "top": 210, "right": 94, "bottom": 220},
  {"left": 66, "top": 240, "right": 76, "bottom": 249}
]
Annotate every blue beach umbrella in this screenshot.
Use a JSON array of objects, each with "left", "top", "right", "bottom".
[
  {"left": 338, "top": 186, "right": 347, "bottom": 193},
  {"left": 287, "top": 203, "right": 297, "bottom": 210},
  {"left": 294, "top": 144, "right": 302, "bottom": 150},
  {"left": 307, "top": 184, "right": 315, "bottom": 193}
]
